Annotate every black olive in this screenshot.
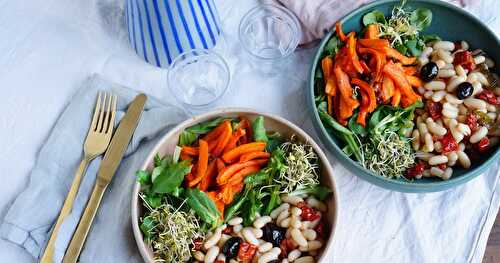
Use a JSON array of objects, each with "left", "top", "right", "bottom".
[
  {"left": 222, "top": 237, "right": 242, "bottom": 259},
  {"left": 456, "top": 82, "right": 474, "bottom": 99},
  {"left": 262, "top": 223, "right": 286, "bottom": 247},
  {"left": 420, "top": 62, "right": 439, "bottom": 82}
]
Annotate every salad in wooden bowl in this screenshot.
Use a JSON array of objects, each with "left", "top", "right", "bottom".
[{"left": 131, "top": 109, "right": 337, "bottom": 263}]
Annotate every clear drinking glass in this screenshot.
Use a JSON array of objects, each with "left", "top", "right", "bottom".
[
  {"left": 168, "top": 49, "right": 230, "bottom": 111},
  {"left": 239, "top": 4, "right": 301, "bottom": 74}
]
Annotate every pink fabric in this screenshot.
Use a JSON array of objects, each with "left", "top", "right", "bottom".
[{"left": 262, "top": 0, "right": 476, "bottom": 45}]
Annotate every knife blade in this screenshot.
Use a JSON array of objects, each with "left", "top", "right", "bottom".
[{"left": 62, "top": 94, "right": 147, "bottom": 263}]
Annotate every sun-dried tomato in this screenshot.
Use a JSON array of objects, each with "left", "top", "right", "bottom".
[
  {"left": 453, "top": 50, "right": 476, "bottom": 71},
  {"left": 222, "top": 226, "right": 233, "bottom": 235},
  {"left": 315, "top": 222, "right": 325, "bottom": 238},
  {"left": 297, "top": 202, "right": 321, "bottom": 221},
  {"left": 440, "top": 132, "right": 459, "bottom": 153},
  {"left": 477, "top": 89, "right": 499, "bottom": 105},
  {"left": 466, "top": 113, "right": 479, "bottom": 131},
  {"left": 476, "top": 137, "right": 490, "bottom": 152},
  {"left": 426, "top": 101, "right": 442, "bottom": 120},
  {"left": 193, "top": 237, "right": 204, "bottom": 251},
  {"left": 438, "top": 163, "right": 447, "bottom": 170},
  {"left": 406, "top": 162, "right": 425, "bottom": 178},
  {"left": 237, "top": 242, "right": 257, "bottom": 262}
]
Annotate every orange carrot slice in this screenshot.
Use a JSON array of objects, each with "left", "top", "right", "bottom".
[
  {"left": 198, "top": 160, "right": 217, "bottom": 191},
  {"left": 223, "top": 128, "right": 246, "bottom": 154},
  {"left": 335, "top": 22, "right": 347, "bottom": 42},
  {"left": 227, "top": 165, "right": 261, "bottom": 185},
  {"left": 216, "top": 159, "right": 268, "bottom": 185},
  {"left": 365, "top": 24, "right": 379, "bottom": 39},
  {"left": 222, "top": 142, "right": 267, "bottom": 163},
  {"left": 239, "top": 151, "right": 271, "bottom": 162},
  {"left": 188, "top": 139, "right": 208, "bottom": 187},
  {"left": 212, "top": 122, "right": 232, "bottom": 157},
  {"left": 181, "top": 146, "right": 198, "bottom": 156}
]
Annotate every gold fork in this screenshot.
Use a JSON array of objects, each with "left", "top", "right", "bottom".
[{"left": 40, "top": 92, "right": 117, "bottom": 263}]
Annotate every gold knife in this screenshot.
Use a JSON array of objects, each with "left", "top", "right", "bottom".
[{"left": 62, "top": 94, "right": 147, "bottom": 263}]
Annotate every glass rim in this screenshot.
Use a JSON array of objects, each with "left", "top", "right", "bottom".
[
  {"left": 238, "top": 3, "right": 301, "bottom": 61},
  {"left": 167, "top": 48, "right": 230, "bottom": 108}
]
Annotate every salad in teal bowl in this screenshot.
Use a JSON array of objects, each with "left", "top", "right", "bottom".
[{"left": 308, "top": 0, "right": 500, "bottom": 192}]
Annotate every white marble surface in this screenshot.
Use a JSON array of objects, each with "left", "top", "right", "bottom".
[{"left": 0, "top": 0, "right": 499, "bottom": 262}]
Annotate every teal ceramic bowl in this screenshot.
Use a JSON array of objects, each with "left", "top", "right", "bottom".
[{"left": 308, "top": 0, "right": 500, "bottom": 192}]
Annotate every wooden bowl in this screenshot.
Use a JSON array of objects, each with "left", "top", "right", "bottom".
[{"left": 131, "top": 108, "right": 338, "bottom": 262}]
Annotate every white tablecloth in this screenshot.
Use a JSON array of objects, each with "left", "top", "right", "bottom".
[{"left": 0, "top": 0, "right": 499, "bottom": 262}]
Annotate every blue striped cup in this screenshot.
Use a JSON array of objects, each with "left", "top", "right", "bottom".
[{"left": 126, "top": 0, "right": 221, "bottom": 67}]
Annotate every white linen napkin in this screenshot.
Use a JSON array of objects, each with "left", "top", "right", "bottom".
[{"left": 0, "top": 74, "right": 188, "bottom": 262}]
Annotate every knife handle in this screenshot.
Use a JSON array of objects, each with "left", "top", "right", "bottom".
[
  {"left": 40, "top": 157, "right": 91, "bottom": 263},
  {"left": 62, "top": 182, "right": 107, "bottom": 263}
]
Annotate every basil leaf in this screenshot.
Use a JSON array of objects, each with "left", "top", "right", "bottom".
[
  {"left": 422, "top": 34, "right": 441, "bottom": 44},
  {"left": 179, "top": 131, "right": 197, "bottom": 146},
  {"left": 410, "top": 8, "right": 432, "bottom": 30},
  {"left": 323, "top": 36, "right": 342, "bottom": 56},
  {"left": 252, "top": 116, "right": 268, "bottom": 142},
  {"left": 224, "top": 191, "right": 248, "bottom": 221},
  {"left": 318, "top": 102, "right": 353, "bottom": 135},
  {"left": 405, "top": 39, "right": 422, "bottom": 57},
  {"left": 136, "top": 170, "right": 151, "bottom": 186},
  {"left": 186, "top": 188, "right": 221, "bottom": 228},
  {"left": 186, "top": 117, "right": 226, "bottom": 134},
  {"left": 152, "top": 161, "right": 191, "bottom": 194},
  {"left": 140, "top": 216, "right": 155, "bottom": 241},
  {"left": 362, "top": 10, "right": 387, "bottom": 26},
  {"left": 264, "top": 185, "right": 281, "bottom": 214},
  {"left": 154, "top": 154, "right": 162, "bottom": 167},
  {"left": 348, "top": 114, "right": 367, "bottom": 137},
  {"left": 244, "top": 171, "right": 269, "bottom": 186}
]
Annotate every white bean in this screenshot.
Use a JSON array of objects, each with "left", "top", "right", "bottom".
[
  {"left": 435, "top": 59, "right": 446, "bottom": 69},
  {"left": 204, "top": 228, "right": 223, "bottom": 250},
  {"left": 450, "top": 125, "right": 464, "bottom": 143},
  {"left": 306, "top": 197, "right": 327, "bottom": 212},
  {"left": 447, "top": 76, "right": 467, "bottom": 92},
  {"left": 474, "top": 55, "right": 486, "bottom": 65},
  {"left": 228, "top": 217, "right": 243, "bottom": 226},
  {"left": 485, "top": 57, "right": 495, "bottom": 68},
  {"left": 418, "top": 86, "right": 426, "bottom": 95},
  {"left": 437, "top": 49, "right": 453, "bottom": 63},
  {"left": 291, "top": 229, "right": 308, "bottom": 247},
  {"left": 472, "top": 81, "right": 483, "bottom": 96},
  {"left": 418, "top": 123, "right": 429, "bottom": 139},
  {"left": 309, "top": 218, "right": 321, "bottom": 229},
  {"left": 416, "top": 151, "right": 435, "bottom": 161},
  {"left": 258, "top": 242, "right": 273, "bottom": 253},
  {"left": 495, "top": 87, "right": 500, "bottom": 96},
  {"left": 461, "top": 40, "right": 469, "bottom": 50},
  {"left": 455, "top": 65, "right": 467, "bottom": 77},
  {"left": 475, "top": 72, "right": 490, "bottom": 86},
  {"left": 277, "top": 210, "right": 290, "bottom": 224},
  {"left": 218, "top": 234, "right": 231, "bottom": 248},
  {"left": 279, "top": 218, "right": 290, "bottom": 228},
  {"left": 433, "top": 41, "right": 455, "bottom": 51},
  {"left": 467, "top": 73, "right": 478, "bottom": 84},
  {"left": 429, "top": 155, "right": 448, "bottom": 165},
  {"left": 432, "top": 90, "right": 447, "bottom": 102},
  {"left": 217, "top": 254, "right": 226, "bottom": 262},
  {"left": 442, "top": 167, "right": 453, "bottom": 180},
  {"left": 430, "top": 167, "right": 444, "bottom": 177},
  {"left": 281, "top": 195, "right": 304, "bottom": 206},
  {"left": 457, "top": 123, "right": 471, "bottom": 136},
  {"left": 458, "top": 104, "right": 468, "bottom": 115},
  {"left": 470, "top": 126, "right": 488, "bottom": 143},
  {"left": 412, "top": 129, "right": 421, "bottom": 151},
  {"left": 258, "top": 247, "right": 281, "bottom": 263},
  {"left": 434, "top": 141, "right": 443, "bottom": 153},
  {"left": 288, "top": 249, "right": 302, "bottom": 262},
  {"left": 464, "top": 98, "right": 487, "bottom": 110},
  {"left": 447, "top": 152, "right": 458, "bottom": 166},
  {"left": 459, "top": 142, "right": 466, "bottom": 151},
  {"left": 233, "top": 224, "right": 243, "bottom": 233},
  {"left": 294, "top": 256, "right": 315, "bottom": 263},
  {"left": 290, "top": 216, "right": 302, "bottom": 229},
  {"left": 438, "top": 69, "right": 456, "bottom": 78},
  {"left": 194, "top": 251, "right": 205, "bottom": 261},
  {"left": 291, "top": 207, "right": 302, "bottom": 217},
  {"left": 302, "top": 229, "right": 317, "bottom": 241},
  {"left": 307, "top": 240, "right": 323, "bottom": 251},
  {"left": 446, "top": 94, "right": 463, "bottom": 104},
  {"left": 270, "top": 203, "right": 290, "bottom": 219},
  {"left": 242, "top": 227, "right": 259, "bottom": 246},
  {"left": 457, "top": 151, "right": 471, "bottom": 168},
  {"left": 205, "top": 246, "right": 219, "bottom": 263},
  {"left": 418, "top": 57, "right": 429, "bottom": 66},
  {"left": 422, "top": 46, "right": 434, "bottom": 57},
  {"left": 254, "top": 216, "right": 272, "bottom": 229},
  {"left": 487, "top": 112, "right": 497, "bottom": 121},
  {"left": 425, "top": 81, "right": 446, "bottom": 91},
  {"left": 424, "top": 90, "right": 434, "bottom": 99},
  {"left": 423, "top": 133, "right": 434, "bottom": 152},
  {"left": 426, "top": 118, "right": 447, "bottom": 136},
  {"left": 282, "top": 259, "right": 290, "bottom": 263},
  {"left": 252, "top": 228, "right": 263, "bottom": 239},
  {"left": 443, "top": 108, "right": 458, "bottom": 119},
  {"left": 487, "top": 103, "right": 497, "bottom": 112}
]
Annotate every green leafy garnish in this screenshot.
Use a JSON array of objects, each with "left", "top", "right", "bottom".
[
  {"left": 362, "top": 10, "right": 387, "bottom": 26},
  {"left": 288, "top": 185, "right": 333, "bottom": 201},
  {"left": 252, "top": 116, "right": 268, "bottom": 142},
  {"left": 322, "top": 36, "right": 342, "bottom": 57},
  {"left": 152, "top": 161, "right": 191, "bottom": 194},
  {"left": 185, "top": 188, "right": 221, "bottom": 228},
  {"left": 179, "top": 117, "right": 227, "bottom": 146}
]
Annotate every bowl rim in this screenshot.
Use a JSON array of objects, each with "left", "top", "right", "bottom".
[
  {"left": 307, "top": 0, "right": 500, "bottom": 192},
  {"left": 131, "top": 107, "right": 339, "bottom": 262}
]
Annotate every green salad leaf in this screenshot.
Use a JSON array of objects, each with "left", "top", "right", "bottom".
[
  {"left": 179, "top": 117, "right": 228, "bottom": 146},
  {"left": 252, "top": 116, "right": 268, "bottom": 142},
  {"left": 136, "top": 170, "right": 151, "bottom": 185},
  {"left": 289, "top": 185, "right": 333, "bottom": 201},
  {"left": 152, "top": 160, "right": 191, "bottom": 194},
  {"left": 140, "top": 216, "right": 155, "bottom": 241},
  {"left": 323, "top": 36, "right": 342, "bottom": 57},
  {"left": 185, "top": 188, "right": 221, "bottom": 228},
  {"left": 410, "top": 8, "right": 432, "bottom": 30},
  {"left": 348, "top": 113, "right": 367, "bottom": 137},
  {"left": 362, "top": 10, "right": 387, "bottom": 26},
  {"left": 422, "top": 34, "right": 441, "bottom": 44}
]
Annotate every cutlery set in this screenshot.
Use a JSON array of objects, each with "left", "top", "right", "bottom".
[{"left": 40, "top": 93, "right": 146, "bottom": 263}]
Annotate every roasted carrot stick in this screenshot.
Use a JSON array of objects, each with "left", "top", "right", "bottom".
[
  {"left": 358, "top": 39, "right": 390, "bottom": 49},
  {"left": 333, "top": 66, "right": 360, "bottom": 121},
  {"left": 385, "top": 47, "right": 417, "bottom": 65},
  {"left": 335, "top": 21, "right": 347, "bottom": 42},
  {"left": 352, "top": 78, "right": 377, "bottom": 127},
  {"left": 181, "top": 146, "right": 198, "bottom": 156},
  {"left": 222, "top": 142, "right": 267, "bottom": 163},
  {"left": 327, "top": 95, "right": 334, "bottom": 115},
  {"left": 198, "top": 160, "right": 217, "bottom": 191},
  {"left": 212, "top": 121, "right": 232, "bottom": 157},
  {"left": 203, "top": 120, "right": 229, "bottom": 142},
  {"left": 216, "top": 159, "right": 268, "bottom": 185},
  {"left": 358, "top": 47, "right": 385, "bottom": 81},
  {"left": 188, "top": 139, "right": 209, "bottom": 187},
  {"left": 216, "top": 158, "right": 225, "bottom": 172},
  {"left": 180, "top": 153, "right": 193, "bottom": 162},
  {"left": 391, "top": 86, "right": 401, "bottom": 107},
  {"left": 239, "top": 151, "right": 271, "bottom": 162},
  {"left": 364, "top": 24, "right": 379, "bottom": 39},
  {"left": 404, "top": 66, "right": 418, "bottom": 76},
  {"left": 223, "top": 128, "right": 246, "bottom": 154},
  {"left": 237, "top": 117, "right": 253, "bottom": 144},
  {"left": 322, "top": 57, "right": 337, "bottom": 96},
  {"left": 207, "top": 191, "right": 224, "bottom": 217},
  {"left": 381, "top": 75, "right": 395, "bottom": 103},
  {"left": 227, "top": 165, "right": 261, "bottom": 186},
  {"left": 383, "top": 62, "right": 420, "bottom": 105},
  {"left": 347, "top": 32, "right": 364, "bottom": 74},
  {"left": 406, "top": 75, "right": 423, "bottom": 88}
]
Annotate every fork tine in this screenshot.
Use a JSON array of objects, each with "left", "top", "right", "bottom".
[
  {"left": 106, "top": 95, "right": 117, "bottom": 134},
  {"left": 91, "top": 92, "right": 102, "bottom": 131},
  {"left": 96, "top": 93, "right": 107, "bottom": 132},
  {"left": 103, "top": 93, "right": 113, "bottom": 133}
]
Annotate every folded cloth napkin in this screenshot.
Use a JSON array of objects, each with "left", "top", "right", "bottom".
[
  {"left": 0, "top": 74, "right": 188, "bottom": 262},
  {"left": 262, "top": 0, "right": 480, "bottom": 45}
]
